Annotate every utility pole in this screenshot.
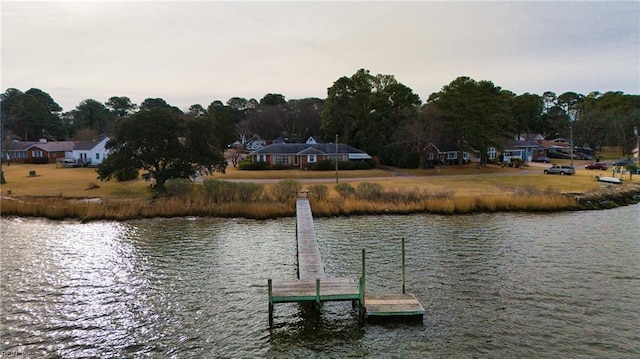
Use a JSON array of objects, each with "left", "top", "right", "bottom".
[
  {"left": 565, "top": 104, "right": 575, "bottom": 166},
  {"left": 635, "top": 126, "right": 639, "bottom": 168},
  {"left": 335, "top": 134, "right": 339, "bottom": 184}
]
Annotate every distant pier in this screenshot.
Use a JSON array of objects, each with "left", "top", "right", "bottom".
[{"left": 268, "top": 191, "right": 424, "bottom": 327}]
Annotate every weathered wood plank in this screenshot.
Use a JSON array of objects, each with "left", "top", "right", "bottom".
[
  {"left": 270, "top": 278, "right": 360, "bottom": 303},
  {"left": 364, "top": 293, "right": 425, "bottom": 316},
  {"left": 296, "top": 197, "right": 325, "bottom": 280}
]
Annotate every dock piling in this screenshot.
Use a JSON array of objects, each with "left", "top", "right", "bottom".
[
  {"left": 402, "top": 238, "right": 406, "bottom": 295},
  {"left": 268, "top": 279, "right": 274, "bottom": 328}
]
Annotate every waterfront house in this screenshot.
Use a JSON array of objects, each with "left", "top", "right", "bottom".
[
  {"left": 70, "top": 135, "right": 110, "bottom": 166},
  {"left": 2, "top": 136, "right": 110, "bottom": 165},
  {"left": 2, "top": 139, "right": 76, "bottom": 164},
  {"left": 424, "top": 141, "right": 471, "bottom": 166},
  {"left": 496, "top": 140, "right": 547, "bottom": 163},
  {"left": 249, "top": 137, "right": 371, "bottom": 169}
]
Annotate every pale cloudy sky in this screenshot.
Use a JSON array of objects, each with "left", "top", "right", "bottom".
[{"left": 2, "top": 0, "right": 638, "bottom": 112}]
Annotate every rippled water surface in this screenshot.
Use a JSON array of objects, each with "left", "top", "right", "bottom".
[{"left": 2, "top": 205, "right": 639, "bottom": 358}]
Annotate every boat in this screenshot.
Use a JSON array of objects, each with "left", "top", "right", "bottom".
[{"left": 596, "top": 175, "right": 622, "bottom": 184}]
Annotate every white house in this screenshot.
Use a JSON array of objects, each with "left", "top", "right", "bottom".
[{"left": 71, "top": 136, "right": 110, "bottom": 166}]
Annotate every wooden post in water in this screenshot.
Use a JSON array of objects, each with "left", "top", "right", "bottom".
[
  {"left": 295, "top": 215, "right": 299, "bottom": 280},
  {"left": 402, "top": 238, "right": 406, "bottom": 295},
  {"left": 358, "top": 248, "right": 366, "bottom": 323},
  {"left": 315, "top": 278, "right": 321, "bottom": 306},
  {"left": 268, "top": 279, "right": 274, "bottom": 328}
]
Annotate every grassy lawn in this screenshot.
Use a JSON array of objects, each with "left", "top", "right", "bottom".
[
  {"left": 3, "top": 160, "right": 637, "bottom": 200},
  {"left": 1, "top": 164, "right": 152, "bottom": 199}
]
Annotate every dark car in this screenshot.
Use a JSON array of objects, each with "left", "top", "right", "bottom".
[
  {"left": 544, "top": 164, "right": 575, "bottom": 175},
  {"left": 533, "top": 156, "right": 550, "bottom": 163},
  {"left": 613, "top": 159, "right": 633, "bottom": 166},
  {"left": 585, "top": 162, "right": 608, "bottom": 170}
]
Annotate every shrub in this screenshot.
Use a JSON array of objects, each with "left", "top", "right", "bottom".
[
  {"left": 338, "top": 161, "right": 355, "bottom": 170},
  {"left": 356, "top": 182, "right": 384, "bottom": 201},
  {"left": 238, "top": 159, "right": 268, "bottom": 170},
  {"left": 165, "top": 178, "right": 193, "bottom": 196},
  {"left": 310, "top": 160, "right": 335, "bottom": 171},
  {"left": 115, "top": 167, "right": 139, "bottom": 181},
  {"left": 203, "top": 179, "right": 232, "bottom": 202},
  {"left": 272, "top": 179, "right": 301, "bottom": 201},
  {"left": 308, "top": 184, "right": 329, "bottom": 200},
  {"left": 203, "top": 179, "right": 264, "bottom": 203},
  {"left": 510, "top": 158, "right": 523, "bottom": 168},
  {"left": 234, "top": 182, "right": 264, "bottom": 201},
  {"left": 334, "top": 183, "right": 355, "bottom": 198},
  {"left": 269, "top": 164, "right": 289, "bottom": 170}
]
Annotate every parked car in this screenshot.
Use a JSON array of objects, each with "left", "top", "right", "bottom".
[
  {"left": 543, "top": 164, "right": 575, "bottom": 175},
  {"left": 533, "top": 156, "right": 550, "bottom": 163},
  {"left": 612, "top": 159, "right": 633, "bottom": 166},
  {"left": 548, "top": 149, "right": 572, "bottom": 159},
  {"left": 585, "top": 162, "right": 608, "bottom": 170}
]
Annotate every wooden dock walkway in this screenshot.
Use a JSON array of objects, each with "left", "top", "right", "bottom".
[
  {"left": 295, "top": 197, "right": 325, "bottom": 280},
  {"left": 268, "top": 193, "right": 423, "bottom": 327}
]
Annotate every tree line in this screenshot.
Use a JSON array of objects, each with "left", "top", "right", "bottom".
[{"left": 2, "top": 69, "right": 639, "bottom": 170}]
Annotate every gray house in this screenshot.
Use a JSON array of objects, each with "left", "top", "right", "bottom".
[{"left": 249, "top": 138, "right": 371, "bottom": 169}]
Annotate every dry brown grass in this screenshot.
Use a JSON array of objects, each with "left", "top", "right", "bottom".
[
  {"left": 2, "top": 161, "right": 638, "bottom": 220},
  {"left": 1, "top": 164, "right": 151, "bottom": 198}
]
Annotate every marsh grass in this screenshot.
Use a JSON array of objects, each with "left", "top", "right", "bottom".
[{"left": 3, "top": 163, "right": 637, "bottom": 221}]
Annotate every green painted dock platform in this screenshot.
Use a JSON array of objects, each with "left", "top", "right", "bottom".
[{"left": 268, "top": 192, "right": 424, "bottom": 327}]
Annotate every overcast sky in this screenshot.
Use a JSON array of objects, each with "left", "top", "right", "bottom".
[{"left": 2, "top": 0, "right": 639, "bottom": 112}]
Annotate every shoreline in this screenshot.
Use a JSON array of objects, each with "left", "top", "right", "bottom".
[{"left": 2, "top": 182, "right": 639, "bottom": 222}]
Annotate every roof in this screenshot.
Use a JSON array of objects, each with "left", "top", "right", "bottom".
[
  {"left": 5, "top": 136, "right": 110, "bottom": 153},
  {"left": 250, "top": 143, "right": 370, "bottom": 158},
  {"left": 297, "top": 146, "right": 325, "bottom": 155},
  {"left": 502, "top": 140, "right": 546, "bottom": 150},
  {"left": 26, "top": 141, "right": 76, "bottom": 152},
  {"left": 73, "top": 135, "right": 108, "bottom": 151}
]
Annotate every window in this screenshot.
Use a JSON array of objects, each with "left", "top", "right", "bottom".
[
  {"left": 275, "top": 155, "right": 289, "bottom": 165},
  {"left": 96, "top": 153, "right": 100, "bottom": 160},
  {"left": 487, "top": 147, "right": 497, "bottom": 160},
  {"left": 307, "top": 155, "right": 316, "bottom": 163},
  {"left": 427, "top": 153, "right": 434, "bottom": 160},
  {"left": 257, "top": 154, "right": 266, "bottom": 162},
  {"left": 447, "top": 152, "right": 457, "bottom": 159},
  {"left": 32, "top": 150, "right": 43, "bottom": 158}
]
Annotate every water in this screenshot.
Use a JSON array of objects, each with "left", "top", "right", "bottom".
[{"left": 1, "top": 205, "right": 639, "bottom": 358}]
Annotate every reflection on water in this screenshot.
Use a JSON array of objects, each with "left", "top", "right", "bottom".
[{"left": 2, "top": 204, "right": 639, "bottom": 357}]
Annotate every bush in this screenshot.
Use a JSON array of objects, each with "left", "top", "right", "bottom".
[
  {"left": 305, "top": 160, "right": 375, "bottom": 171},
  {"left": 272, "top": 179, "right": 301, "bottom": 201},
  {"left": 203, "top": 179, "right": 264, "bottom": 203},
  {"left": 307, "top": 184, "right": 329, "bottom": 200},
  {"left": 309, "top": 159, "right": 335, "bottom": 171},
  {"left": 238, "top": 159, "right": 268, "bottom": 170},
  {"left": 356, "top": 182, "right": 384, "bottom": 201},
  {"left": 338, "top": 161, "right": 355, "bottom": 170},
  {"left": 165, "top": 178, "right": 193, "bottom": 196},
  {"left": 509, "top": 158, "right": 523, "bottom": 168},
  {"left": 235, "top": 182, "right": 264, "bottom": 201},
  {"left": 334, "top": 183, "right": 355, "bottom": 198},
  {"left": 115, "top": 167, "right": 139, "bottom": 181},
  {"left": 269, "top": 164, "right": 289, "bottom": 170}
]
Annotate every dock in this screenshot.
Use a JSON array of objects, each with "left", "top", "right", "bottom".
[
  {"left": 268, "top": 192, "right": 424, "bottom": 327},
  {"left": 294, "top": 196, "right": 326, "bottom": 280}
]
